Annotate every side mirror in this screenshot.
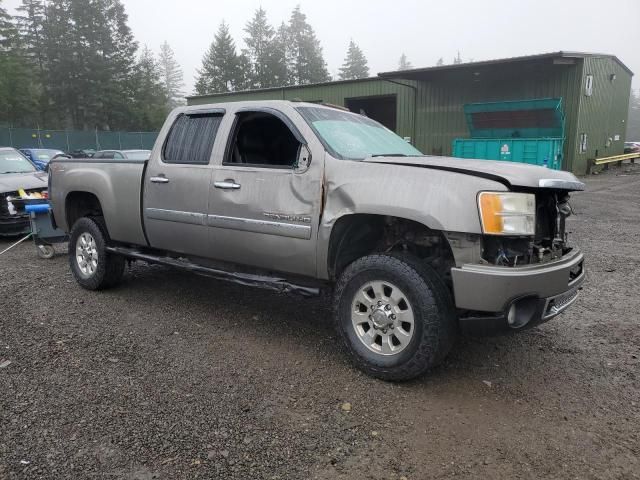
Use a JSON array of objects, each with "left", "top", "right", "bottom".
[{"left": 295, "top": 144, "right": 312, "bottom": 173}]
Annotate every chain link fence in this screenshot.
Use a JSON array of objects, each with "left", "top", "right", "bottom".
[{"left": 0, "top": 127, "right": 158, "bottom": 151}]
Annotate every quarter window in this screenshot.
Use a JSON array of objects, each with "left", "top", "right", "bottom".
[{"left": 163, "top": 113, "right": 223, "bottom": 165}]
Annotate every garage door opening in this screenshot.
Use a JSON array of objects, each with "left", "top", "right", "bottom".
[{"left": 345, "top": 95, "right": 397, "bottom": 132}]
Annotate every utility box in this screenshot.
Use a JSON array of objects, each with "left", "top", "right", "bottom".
[{"left": 452, "top": 98, "right": 565, "bottom": 170}]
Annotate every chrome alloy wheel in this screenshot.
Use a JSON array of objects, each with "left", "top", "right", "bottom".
[
  {"left": 351, "top": 281, "right": 415, "bottom": 356},
  {"left": 75, "top": 232, "right": 98, "bottom": 277}
]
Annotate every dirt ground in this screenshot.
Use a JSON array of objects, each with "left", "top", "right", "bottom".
[{"left": 1, "top": 164, "right": 639, "bottom": 480}]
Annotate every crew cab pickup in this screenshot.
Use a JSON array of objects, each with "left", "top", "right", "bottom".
[{"left": 49, "top": 101, "right": 585, "bottom": 380}]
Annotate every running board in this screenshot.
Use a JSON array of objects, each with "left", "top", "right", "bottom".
[{"left": 105, "top": 246, "right": 321, "bottom": 297}]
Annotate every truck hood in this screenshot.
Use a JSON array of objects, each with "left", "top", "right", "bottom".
[
  {"left": 365, "top": 156, "right": 585, "bottom": 191},
  {"left": 0, "top": 171, "right": 48, "bottom": 193}
]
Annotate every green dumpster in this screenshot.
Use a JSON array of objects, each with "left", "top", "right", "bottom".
[{"left": 452, "top": 98, "right": 565, "bottom": 170}]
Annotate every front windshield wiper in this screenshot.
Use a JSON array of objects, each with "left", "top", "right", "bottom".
[
  {"left": 1, "top": 171, "right": 34, "bottom": 174},
  {"left": 370, "top": 153, "right": 409, "bottom": 157}
]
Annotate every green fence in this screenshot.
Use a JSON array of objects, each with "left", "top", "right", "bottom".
[{"left": 0, "top": 127, "right": 159, "bottom": 151}]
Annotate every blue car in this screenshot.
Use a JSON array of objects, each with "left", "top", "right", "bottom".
[{"left": 19, "top": 148, "right": 66, "bottom": 171}]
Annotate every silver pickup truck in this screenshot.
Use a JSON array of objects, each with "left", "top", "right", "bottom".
[{"left": 49, "top": 100, "right": 585, "bottom": 380}]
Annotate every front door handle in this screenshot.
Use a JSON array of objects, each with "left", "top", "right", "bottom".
[
  {"left": 214, "top": 180, "right": 241, "bottom": 190},
  {"left": 150, "top": 176, "right": 169, "bottom": 184}
]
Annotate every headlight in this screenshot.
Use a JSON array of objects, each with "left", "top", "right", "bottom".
[{"left": 478, "top": 192, "right": 535, "bottom": 235}]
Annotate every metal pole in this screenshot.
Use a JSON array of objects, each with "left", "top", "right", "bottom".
[
  {"left": 8, "top": 127, "right": 13, "bottom": 147},
  {"left": 118, "top": 132, "right": 122, "bottom": 149},
  {"left": 66, "top": 131, "right": 70, "bottom": 152},
  {"left": 0, "top": 234, "right": 32, "bottom": 256}
]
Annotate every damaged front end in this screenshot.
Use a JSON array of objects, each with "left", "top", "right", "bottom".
[
  {"left": 481, "top": 191, "right": 575, "bottom": 266},
  {"left": 452, "top": 188, "right": 585, "bottom": 333},
  {"left": 0, "top": 189, "right": 46, "bottom": 236}
]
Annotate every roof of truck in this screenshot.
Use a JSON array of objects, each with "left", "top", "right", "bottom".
[{"left": 180, "top": 99, "right": 345, "bottom": 112}]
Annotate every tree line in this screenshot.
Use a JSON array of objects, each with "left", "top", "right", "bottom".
[
  {"left": 194, "top": 6, "right": 371, "bottom": 95},
  {"left": 0, "top": 0, "right": 184, "bottom": 131}
]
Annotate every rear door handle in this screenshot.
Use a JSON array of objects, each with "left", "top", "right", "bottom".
[
  {"left": 150, "top": 176, "right": 169, "bottom": 184},
  {"left": 214, "top": 180, "right": 241, "bottom": 190}
]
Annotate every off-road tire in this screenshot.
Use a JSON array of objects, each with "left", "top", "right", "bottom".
[
  {"left": 69, "top": 216, "right": 125, "bottom": 290},
  {"left": 334, "top": 253, "right": 456, "bottom": 381}
]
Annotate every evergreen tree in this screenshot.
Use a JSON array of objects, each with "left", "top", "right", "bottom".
[
  {"left": 436, "top": 57, "right": 444, "bottom": 66},
  {"left": 131, "top": 46, "right": 168, "bottom": 130},
  {"left": 339, "top": 40, "right": 369, "bottom": 80},
  {"left": 96, "top": 0, "right": 139, "bottom": 130},
  {"left": 398, "top": 53, "right": 412, "bottom": 70},
  {"left": 286, "top": 6, "right": 330, "bottom": 85},
  {"left": 243, "top": 7, "right": 274, "bottom": 88},
  {"left": 453, "top": 51, "right": 462, "bottom": 64},
  {"left": 234, "top": 52, "right": 253, "bottom": 91},
  {"left": 158, "top": 41, "right": 185, "bottom": 109},
  {"left": 42, "top": 0, "right": 138, "bottom": 130},
  {"left": 194, "top": 21, "right": 242, "bottom": 94},
  {"left": 14, "top": 0, "right": 45, "bottom": 74},
  {"left": 0, "top": 0, "right": 39, "bottom": 127},
  {"left": 270, "top": 22, "right": 290, "bottom": 86}
]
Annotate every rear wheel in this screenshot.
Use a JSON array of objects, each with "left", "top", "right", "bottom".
[
  {"left": 68, "top": 217, "right": 125, "bottom": 290},
  {"left": 334, "top": 253, "right": 456, "bottom": 381}
]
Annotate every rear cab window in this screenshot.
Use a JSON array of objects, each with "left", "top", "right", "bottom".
[{"left": 163, "top": 112, "right": 224, "bottom": 165}]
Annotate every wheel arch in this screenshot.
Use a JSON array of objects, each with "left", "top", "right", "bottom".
[
  {"left": 325, "top": 213, "right": 456, "bottom": 289},
  {"left": 65, "top": 191, "right": 104, "bottom": 231}
]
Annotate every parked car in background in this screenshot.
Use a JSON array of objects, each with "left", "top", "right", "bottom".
[
  {"left": 0, "top": 147, "right": 48, "bottom": 236},
  {"left": 93, "top": 149, "right": 151, "bottom": 160},
  {"left": 624, "top": 141, "right": 640, "bottom": 154},
  {"left": 68, "top": 149, "right": 95, "bottom": 158},
  {"left": 19, "top": 148, "right": 65, "bottom": 171}
]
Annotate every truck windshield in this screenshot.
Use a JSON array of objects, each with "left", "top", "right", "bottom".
[
  {"left": 0, "top": 150, "right": 36, "bottom": 174},
  {"left": 296, "top": 106, "right": 423, "bottom": 160}
]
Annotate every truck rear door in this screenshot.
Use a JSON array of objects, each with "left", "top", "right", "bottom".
[
  {"left": 143, "top": 110, "right": 224, "bottom": 257},
  {"left": 207, "top": 107, "right": 322, "bottom": 277}
]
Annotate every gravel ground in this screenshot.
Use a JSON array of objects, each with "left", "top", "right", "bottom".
[{"left": 1, "top": 164, "right": 639, "bottom": 480}]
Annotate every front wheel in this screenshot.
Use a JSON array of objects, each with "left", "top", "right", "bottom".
[
  {"left": 334, "top": 254, "right": 456, "bottom": 381},
  {"left": 68, "top": 217, "right": 125, "bottom": 290}
]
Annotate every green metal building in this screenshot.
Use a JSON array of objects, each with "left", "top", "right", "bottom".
[{"left": 187, "top": 52, "right": 633, "bottom": 175}]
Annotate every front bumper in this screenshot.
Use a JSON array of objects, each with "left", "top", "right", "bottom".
[
  {"left": 451, "top": 248, "right": 585, "bottom": 333},
  {"left": 0, "top": 214, "right": 30, "bottom": 236}
]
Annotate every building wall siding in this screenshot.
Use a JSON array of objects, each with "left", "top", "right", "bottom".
[
  {"left": 574, "top": 56, "right": 632, "bottom": 173},
  {"left": 413, "top": 62, "right": 583, "bottom": 172},
  {"left": 187, "top": 57, "right": 633, "bottom": 175},
  {"left": 188, "top": 79, "right": 417, "bottom": 142}
]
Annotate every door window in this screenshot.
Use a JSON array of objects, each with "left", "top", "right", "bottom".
[
  {"left": 163, "top": 113, "right": 223, "bottom": 165},
  {"left": 224, "top": 112, "right": 300, "bottom": 168}
]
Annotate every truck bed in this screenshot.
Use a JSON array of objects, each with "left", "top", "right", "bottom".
[{"left": 49, "top": 158, "right": 148, "bottom": 246}]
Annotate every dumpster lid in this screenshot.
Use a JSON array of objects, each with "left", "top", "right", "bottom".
[{"left": 463, "top": 98, "right": 564, "bottom": 138}]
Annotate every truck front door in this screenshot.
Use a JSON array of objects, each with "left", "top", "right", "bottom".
[
  {"left": 143, "top": 110, "right": 224, "bottom": 257},
  {"left": 208, "top": 107, "right": 322, "bottom": 277}
]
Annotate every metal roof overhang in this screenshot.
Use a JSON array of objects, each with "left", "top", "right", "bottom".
[{"left": 378, "top": 51, "right": 633, "bottom": 81}]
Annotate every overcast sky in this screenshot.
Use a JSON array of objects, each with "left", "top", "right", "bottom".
[{"left": 5, "top": 0, "right": 639, "bottom": 94}]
